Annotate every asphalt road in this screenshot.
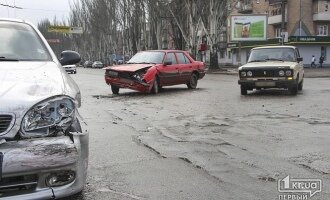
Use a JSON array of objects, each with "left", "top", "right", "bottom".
[{"left": 64, "top": 67, "right": 330, "bottom": 200}]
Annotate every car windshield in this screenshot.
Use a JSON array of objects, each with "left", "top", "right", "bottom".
[
  {"left": 0, "top": 21, "right": 51, "bottom": 61},
  {"left": 248, "top": 48, "right": 296, "bottom": 62},
  {"left": 127, "top": 51, "right": 165, "bottom": 64}
]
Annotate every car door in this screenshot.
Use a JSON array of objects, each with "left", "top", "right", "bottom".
[
  {"left": 176, "top": 52, "right": 193, "bottom": 83},
  {"left": 158, "top": 52, "right": 180, "bottom": 86}
]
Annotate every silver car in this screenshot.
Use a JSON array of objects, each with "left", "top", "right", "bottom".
[
  {"left": 92, "top": 61, "right": 103, "bottom": 68},
  {"left": 63, "top": 64, "right": 77, "bottom": 74},
  {"left": 0, "top": 19, "right": 88, "bottom": 199}
]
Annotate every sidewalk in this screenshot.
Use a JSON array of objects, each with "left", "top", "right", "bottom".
[{"left": 207, "top": 67, "right": 330, "bottom": 78}]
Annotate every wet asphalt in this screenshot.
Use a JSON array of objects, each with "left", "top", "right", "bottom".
[{"left": 62, "top": 67, "right": 330, "bottom": 200}]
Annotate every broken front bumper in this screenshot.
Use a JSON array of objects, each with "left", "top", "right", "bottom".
[
  {"left": 105, "top": 75, "right": 151, "bottom": 93},
  {"left": 0, "top": 131, "right": 89, "bottom": 199}
]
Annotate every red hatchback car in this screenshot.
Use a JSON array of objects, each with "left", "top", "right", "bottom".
[{"left": 104, "top": 50, "right": 206, "bottom": 94}]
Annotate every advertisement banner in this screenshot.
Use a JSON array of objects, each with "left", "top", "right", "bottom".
[{"left": 231, "top": 15, "right": 267, "bottom": 41}]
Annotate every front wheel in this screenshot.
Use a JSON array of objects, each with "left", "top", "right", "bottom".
[
  {"left": 240, "top": 85, "right": 248, "bottom": 95},
  {"left": 187, "top": 73, "right": 198, "bottom": 89},
  {"left": 298, "top": 79, "right": 303, "bottom": 91},
  {"left": 111, "top": 85, "right": 120, "bottom": 94},
  {"left": 151, "top": 78, "right": 159, "bottom": 94}
]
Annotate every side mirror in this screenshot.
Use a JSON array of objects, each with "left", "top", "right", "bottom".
[
  {"left": 164, "top": 61, "right": 172, "bottom": 66},
  {"left": 60, "top": 51, "right": 81, "bottom": 66},
  {"left": 297, "top": 57, "right": 303, "bottom": 62}
]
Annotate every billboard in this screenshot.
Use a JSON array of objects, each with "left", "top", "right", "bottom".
[{"left": 231, "top": 15, "right": 267, "bottom": 41}]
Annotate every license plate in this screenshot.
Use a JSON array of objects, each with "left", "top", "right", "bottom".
[
  {"left": 255, "top": 82, "right": 276, "bottom": 87},
  {"left": 108, "top": 71, "right": 118, "bottom": 77}
]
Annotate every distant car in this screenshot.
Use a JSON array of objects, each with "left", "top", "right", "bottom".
[
  {"left": 83, "top": 60, "right": 93, "bottom": 68},
  {"left": 104, "top": 50, "right": 206, "bottom": 94},
  {"left": 238, "top": 45, "right": 304, "bottom": 95},
  {"left": 63, "top": 64, "right": 77, "bottom": 74},
  {"left": 92, "top": 61, "right": 103, "bottom": 68},
  {"left": 0, "top": 18, "right": 88, "bottom": 199}
]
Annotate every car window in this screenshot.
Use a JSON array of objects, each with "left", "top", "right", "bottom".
[
  {"left": 127, "top": 51, "right": 165, "bottom": 64},
  {"left": 248, "top": 48, "right": 296, "bottom": 62},
  {"left": 0, "top": 21, "right": 51, "bottom": 61},
  {"left": 165, "top": 53, "right": 177, "bottom": 64},
  {"left": 176, "top": 53, "right": 190, "bottom": 64}
]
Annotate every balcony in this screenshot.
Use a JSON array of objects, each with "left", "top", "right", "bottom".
[
  {"left": 238, "top": 4, "right": 253, "bottom": 14},
  {"left": 268, "top": 14, "right": 287, "bottom": 25},
  {"left": 313, "top": 12, "right": 330, "bottom": 21}
]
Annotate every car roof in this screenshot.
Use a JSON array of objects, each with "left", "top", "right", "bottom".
[
  {"left": 252, "top": 45, "right": 296, "bottom": 50},
  {"left": 0, "top": 18, "right": 35, "bottom": 26}
]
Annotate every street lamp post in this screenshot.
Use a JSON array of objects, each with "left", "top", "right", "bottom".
[{"left": 281, "top": 0, "right": 286, "bottom": 45}]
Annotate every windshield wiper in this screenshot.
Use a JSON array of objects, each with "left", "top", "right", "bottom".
[
  {"left": 249, "top": 60, "right": 265, "bottom": 62},
  {"left": 0, "top": 57, "right": 19, "bottom": 61}
]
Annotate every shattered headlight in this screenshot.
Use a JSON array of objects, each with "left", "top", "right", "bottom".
[
  {"left": 21, "top": 96, "right": 76, "bottom": 138},
  {"left": 132, "top": 71, "right": 147, "bottom": 82}
]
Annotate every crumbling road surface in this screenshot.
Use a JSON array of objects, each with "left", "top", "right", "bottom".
[{"left": 64, "top": 68, "right": 330, "bottom": 200}]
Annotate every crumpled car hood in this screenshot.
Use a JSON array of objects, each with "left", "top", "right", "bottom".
[
  {"left": 0, "top": 61, "right": 72, "bottom": 118},
  {"left": 106, "top": 64, "right": 153, "bottom": 72}
]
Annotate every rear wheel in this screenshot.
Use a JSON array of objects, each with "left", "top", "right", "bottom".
[
  {"left": 240, "top": 85, "right": 248, "bottom": 95},
  {"left": 187, "top": 73, "right": 198, "bottom": 89},
  {"left": 111, "top": 85, "right": 120, "bottom": 94}
]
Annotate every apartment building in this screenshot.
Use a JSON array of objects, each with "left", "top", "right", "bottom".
[{"left": 226, "top": 0, "right": 330, "bottom": 67}]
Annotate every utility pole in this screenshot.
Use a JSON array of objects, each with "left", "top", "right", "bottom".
[{"left": 281, "top": 0, "right": 286, "bottom": 45}]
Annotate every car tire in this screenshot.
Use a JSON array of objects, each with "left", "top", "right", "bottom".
[
  {"left": 151, "top": 78, "right": 159, "bottom": 94},
  {"left": 298, "top": 78, "right": 303, "bottom": 91},
  {"left": 111, "top": 85, "right": 120, "bottom": 94},
  {"left": 289, "top": 79, "right": 298, "bottom": 95},
  {"left": 187, "top": 73, "right": 198, "bottom": 89},
  {"left": 240, "top": 85, "right": 248, "bottom": 95}
]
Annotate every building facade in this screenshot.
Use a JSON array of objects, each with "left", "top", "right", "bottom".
[{"left": 226, "top": 0, "right": 330, "bottom": 67}]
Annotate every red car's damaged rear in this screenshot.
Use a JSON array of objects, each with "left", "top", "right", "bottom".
[{"left": 104, "top": 50, "right": 205, "bottom": 94}]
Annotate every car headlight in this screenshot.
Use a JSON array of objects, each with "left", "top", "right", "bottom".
[
  {"left": 279, "top": 70, "right": 285, "bottom": 76},
  {"left": 286, "top": 70, "right": 292, "bottom": 76},
  {"left": 21, "top": 96, "right": 76, "bottom": 138},
  {"left": 247, "top": 71, "right": 253, "bottom": 77},
  {"left": 240, "top": 71, "right": 247, "bottom": 77}
]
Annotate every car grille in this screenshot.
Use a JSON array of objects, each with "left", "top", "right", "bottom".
[
  {"left": 0, "top": 115, "right": 13, "bottom": 134},
  {"left": 107, "top": 70, "right": 132, "bottom": 79},
  {"left": 251, "top": 69, "right": 276, "bottom": 77},
  {"left": 0, "top": 175, "right": 38, "bottom": 197}
]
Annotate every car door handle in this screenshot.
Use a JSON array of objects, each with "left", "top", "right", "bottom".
[{"left": 189, "top": 66, "right": 192, "bottom": 68}]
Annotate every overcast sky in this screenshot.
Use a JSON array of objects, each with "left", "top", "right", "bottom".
[{"left": 0, "top": 0, "right": 75, "bottom": 25}]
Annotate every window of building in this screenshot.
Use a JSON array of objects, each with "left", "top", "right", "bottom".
[
  {"left": 220, "top": 50, "right": 225, "bottom": 59},
  {"left": 275, "top": 27, "right": 282, "bottom": 38},
  {"left": 317, "top": 25, "right": 328, "bottom": 36}
]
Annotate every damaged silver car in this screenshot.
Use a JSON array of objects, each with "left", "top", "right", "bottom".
[{"left": 0, "top": 18, "right": 88, "bottom": 199}]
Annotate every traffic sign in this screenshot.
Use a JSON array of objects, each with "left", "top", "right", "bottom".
[{"left": 48, "top": 26, "right": 83, "bottom": 34}]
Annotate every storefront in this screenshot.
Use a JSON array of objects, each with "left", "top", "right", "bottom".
[{"left": 227, "top": 36, "right": 330, "bottom": 67}]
